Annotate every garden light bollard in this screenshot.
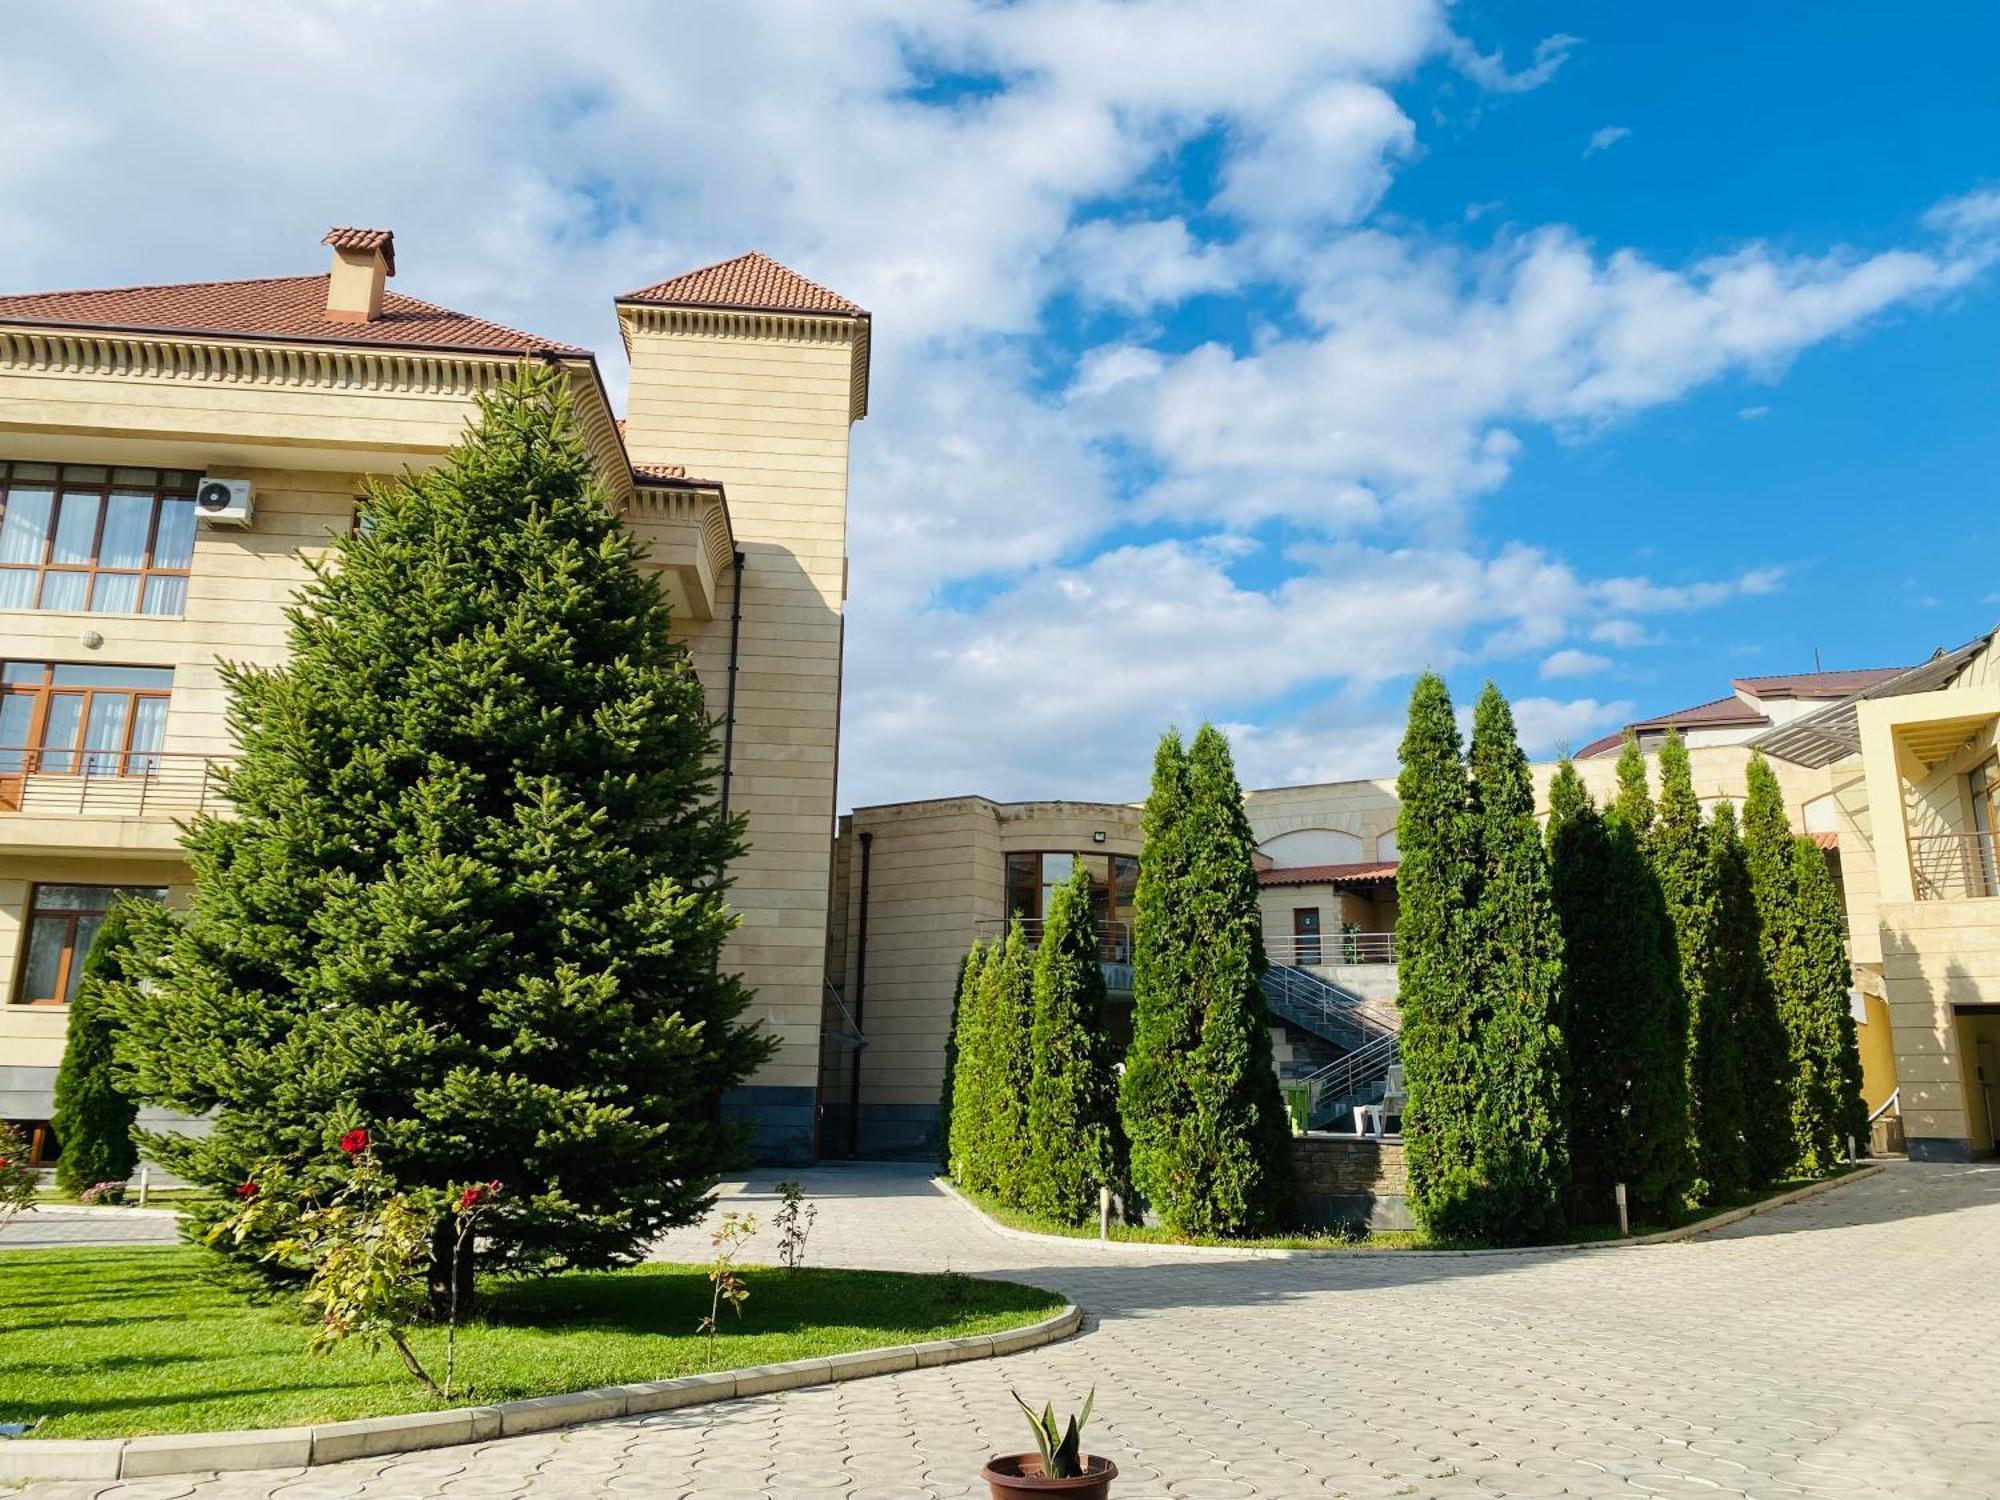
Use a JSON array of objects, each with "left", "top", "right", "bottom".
[
  {"left": 1098, "top": 1185, "right": 1111, "bottom": 1241},
  {"left": 137, "top": 1166, "right": 150, "bottom": 1208},
  {"left": 1614, "top": 1182, "right": 1628, "bottom": 1237},
  {"left": 1847, "top": 1135, "right": 1857, "bottom": 1166}
]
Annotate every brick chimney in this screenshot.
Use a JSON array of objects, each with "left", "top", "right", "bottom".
[{"left": 322, "top": 227, "right": 395, "bottom": 323}]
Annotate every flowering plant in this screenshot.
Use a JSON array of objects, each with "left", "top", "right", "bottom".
[
  {"left": 208, "top": 1128, "right": 502, "bottom": 1400},
  {"left": 78, "top": 1179, "right": 127, "bottom": 1206},
  {"left": 0, "top": 1123, "right": 36, "bottom": 1231}
]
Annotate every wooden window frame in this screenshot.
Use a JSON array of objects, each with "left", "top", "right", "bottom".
[
  {"left": 12, "top": 882, "right": 165, "bottom": 1007},
  {"left": 0, "top": 462, "right": 197, "bottom": 617},
  {"left": 0, "top": 661, "right": 172, "bottom": 777}
]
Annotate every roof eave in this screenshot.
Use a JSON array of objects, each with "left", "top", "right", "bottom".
[{"left": 0, "top": 313, "right": 589, "bottom": 361}]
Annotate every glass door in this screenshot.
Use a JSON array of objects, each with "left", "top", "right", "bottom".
[
  {"left": 1971, "top": 758, "right": 1998, "bottom": 897},
  {"left": 1293, "top": 907, "right": 1322, "bottom": 965}
]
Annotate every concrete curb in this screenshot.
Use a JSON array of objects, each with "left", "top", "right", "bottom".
[
  {"left": 0, "top": 1303, "right": 1082, "bottom": 1483},
  {"left": 22, "top": 1202, "right": 180, "bottom": 1220},
  {"left": 936, "top": 1164, "right": 1887, "bottom": 1261}
]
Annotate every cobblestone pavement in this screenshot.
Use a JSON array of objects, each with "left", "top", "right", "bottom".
[
  {"left": 14, "top": 1161, "right": 2000, "bottom": 1499},
  {"left": 0, "top": 1205, "right": 180, "bottom": 1249}
]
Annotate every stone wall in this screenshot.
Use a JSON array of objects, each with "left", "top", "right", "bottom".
[{"left": 1293, "top": 1134, "right": 1411, "bottom": 1231}]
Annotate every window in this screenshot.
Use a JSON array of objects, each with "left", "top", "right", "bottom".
[
  {"left": 0, "top": 463, "right": 197, "bottom": 616},
  {"left": 14, "top": 883, "right": 166, "bottom": 1006},
  {"left": 1003, "top": 850, "right": 1140, "bottom": 961},
  {"left": 0, "top": 662, "right": 172, "bottom": 776}
]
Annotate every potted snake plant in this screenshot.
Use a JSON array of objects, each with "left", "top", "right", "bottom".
[{"left": 981, "top": 1387, "right": 1116, "bottom": 1497}]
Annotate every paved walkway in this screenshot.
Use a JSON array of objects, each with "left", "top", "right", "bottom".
[
  {"left": 0, "top": 1206, "right": 180, "bottom": 1249},
  {"left": 12, "top": 1161, "right": 2000, "bottom": 1498}
]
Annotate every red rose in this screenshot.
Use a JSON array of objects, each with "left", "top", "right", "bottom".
[
  {"left": 339, "top": 1128, "right": 370, "bottom": 1155},
  {"left": 459, "top": 1186, "right": 482, "bottom": 1209},
  {"left": 236, "top": 1182, "right": 259, "bottom": 1199}
]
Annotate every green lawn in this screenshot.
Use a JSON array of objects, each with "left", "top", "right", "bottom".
[{"left": 0, "top": 1248, "right": 1064, "bottom": 1439}]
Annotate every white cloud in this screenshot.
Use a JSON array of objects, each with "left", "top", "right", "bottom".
[
  {"left": 1540, "top": 648, "right": 1612, "bottom": 679},
  {"left": 0, "top": 3, "right": 1991, "bottom": 810},
  {"left": 1585, "top": 125, "right": 1631, "bottom": 157},
  {"left": 1739, "top": 405, "right": 1771, "bottom": 420}
]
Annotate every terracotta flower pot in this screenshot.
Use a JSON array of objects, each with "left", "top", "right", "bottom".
[{"left": 981, "top": 1452, "right": 1118, "bottom": 1498}]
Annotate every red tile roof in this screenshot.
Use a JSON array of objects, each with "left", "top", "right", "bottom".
[
  {"left": 1258, "top": 860, "right": 1399, "bottom": 888},
  {"left": 1809, "top": 830, "right": 1839, "bottom": 850},
  {"left": 321, "top": 227, "right": 395, "bottom": 275},
  {"left": 1730, "top": 667, "right": 1905, "bottom": 699},
  {"left": 620, "top": 251, "right": 865, "bottom": 316},
  {"left": 1577, "top": 695, "right": 1770, "bottom": 758},
  {"left": 0, "top": 274, "right": 587, "bottom": 358}
]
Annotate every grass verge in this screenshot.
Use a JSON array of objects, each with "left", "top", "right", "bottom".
[{"left": 0, "top": 1247, "right": 1063, "bottom": 1439}]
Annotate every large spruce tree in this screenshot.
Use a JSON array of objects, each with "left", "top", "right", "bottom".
[
  {"left": 51, "top": 902, "right": 142, "bottom": 1195},
  {"left": 1023, "top": 863, "right": 1122, "bottom": 1224},
  {"left": 1458, "top": 685, "right": 1568, "bottom": 1241},
  {"left": 1708, "top": 804, "right": 1792, "bottom": 1187},
  {"left": 115, "top": 367, "right": 771, "bottom": 1298},
  {"left": 1652, "top": 732, "right": 1745, "bottom": 1201},
  {"left": 1393, "top": 673, "right": 1482, "bottom": 1234},
  {"left": 1121, "top": 726, "right": 1293, "bottom": 1236}
]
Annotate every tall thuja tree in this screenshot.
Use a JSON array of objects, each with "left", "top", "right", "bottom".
[
  {"left": 1172, "top": 724, "right": 1294, "bottom": 1235},
  {"left": 1709, "top": 803, "right": 1792, "bottom": 1187},
  {"left": 1790, "top": 836, "right": 1869, "bottom": 1170},
  {"left": 1545, "top": 761, "right": 1620, "bottom": 1197},
  {"left": 1457, "top": 685, "right": 1568, "bottom": 1242},
  {"left": 1653, "top": 732, "right": 1745, "bottom": 1201},
  {"left": 1121, "top": 731, "right": 1196, "bottom": 1219},
  {"left": 977, "top": 923, "right": 1036, "bottom": 1206},
  {"left": 1742, "top": 753, "right": 1819, "bottom": 1174},
  {"left": 944, "top": 942, "right": 990, "bottom": 1183},
  {"left": 51, "top": 903, "right": 143, "bottom": 1195},
  {"left": 1609, "top": 737, "right": 1693, "bottom": 1217},
  {"left": 115, "top": 366, "right": 772, "bottom": 1303},
  {"left": 1394, "top": 673, "right": 1482, "bottom": 1234},
  {"left": 1023, "top": 863, "right": 1122, "bottom": 1224}
]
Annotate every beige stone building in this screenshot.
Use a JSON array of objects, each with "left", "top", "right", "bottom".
[
  {"left": 829, "top": 630, "right": 2000, "bottom": 1163},
  {"left": 0, "top": 230, "right": 866, "bottom": 1165}
]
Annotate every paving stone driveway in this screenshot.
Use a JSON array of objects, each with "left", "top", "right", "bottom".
[{"left": 14, "top": 1161, "right": 2000, "bottom": 1499}]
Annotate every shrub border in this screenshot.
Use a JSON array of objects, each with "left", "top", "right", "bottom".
[
  {"left": 0, "top": 1302, "right": 1082, "bottom": 1483},
  {"left": 937, "top": 1163, "right": 1885, "bottom": 1258}
]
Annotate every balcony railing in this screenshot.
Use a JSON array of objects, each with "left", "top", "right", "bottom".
[
  {"left": 1266, "top": 931, "right": 1398, "bottom": 967},
  {"left": 1910, "top": 830, "right": 2000, "bottom": 901},
  {"left": 978, "top": 916, "right": 1133, "bottom": 965},
  {"left": 0, "top": 748, "right": 234, "bottom": 818}
]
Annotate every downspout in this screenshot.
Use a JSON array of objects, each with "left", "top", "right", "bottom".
[
  {"left": 849, "top": 829, "right": 873, "bottom": 1158},
  {"left": 718, "top": 548, "right": 746, "bottom": 819}
]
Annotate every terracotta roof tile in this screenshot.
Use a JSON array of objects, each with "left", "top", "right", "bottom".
[
  {"left": 1730, "top": 667, "right": 1906, "bottom": 698},
  {"left": 1809, "top": 830, "right": 1839, "bottom": 850},
  {"left": 0, "top": 274, "right": 586, "bottom": 358},
  {"left": 321, "top": 227, "right": 395, "bottom": 275},
  {"left": 1258, "top": 860, "right": 1399, "bottom": 888},
  {"left": 1577, "top": 695, "right": 1771, "bottom": 758},
  {"left": 620, "top": 251, "right": 864, "bottom": 316}
]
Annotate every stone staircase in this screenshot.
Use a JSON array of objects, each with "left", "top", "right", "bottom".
[{"left": 1258, "top": 963, "right": 1401, "bottom": 1131}]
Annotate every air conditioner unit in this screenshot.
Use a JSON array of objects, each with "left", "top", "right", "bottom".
[{"left": 195, "top": 476, "right": 254, "bottom": 527}]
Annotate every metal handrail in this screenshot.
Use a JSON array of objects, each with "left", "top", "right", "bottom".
[
  {"left": 1909, "top": 830, "right": 1999, "bottom": 901},
  {"left": 1265, "top": 931, "right": 1398, "bottom": 966},
  {"left": 1867, "top": 1087, "right": 1900, "bottom": 1126},
  {"left": 1258, "top": 964, "right": 1400, "bottom": 1052},
  {"left": 0, "top": 746, "right": 233, "bottom": 817},
  {"left": 976, "top": 916, "right": 1134, "bottom": 965},
  {"left": 1300, "top": 1034, "right": 1400, "bottom": 1122},
  {"left": 821, "top": 978, "right": 867, "bottom": 1050}
]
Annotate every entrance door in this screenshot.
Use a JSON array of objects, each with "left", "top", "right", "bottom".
[
  {"left": 1293, "top": 907, "right": 1321, "bottom": 966},
  {"left": 1971, "top": 758, "right": 1998, "bottom": 898},
  {"left": 1979, "top": 1038, "right": 2000, "bottom": 1155}
]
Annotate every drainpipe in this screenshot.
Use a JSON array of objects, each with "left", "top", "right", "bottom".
[
  {"left": 849, "top": 830, "right": 873, "bottom": 1158},
  {"left": 718, "top": 549, "right": 746, "bottom": 820}
]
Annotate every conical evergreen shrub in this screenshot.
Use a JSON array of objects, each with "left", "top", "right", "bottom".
[
  {"left": 978, "top": 923, "right": 1036, "bottom": 1206},
  {"left": 51, "top": 902, "right": 142, "bottom": 1195},
  {"left": 1394, "top": 673, "right": 1483, "bottom": 1233},
  {"left": 1454, "top": 685, "right": 1569, "bottom": 1241},
  {"left": 1023, "top": 863, "right": 1122, "bottom": 1224},
  {"left": 1652, "top": 732, "right": 1745, "bottom": 1201},
  {"left": 1546, "top": 760, "right": 1619, "bottom": 1197},
  {"left": 945, "top": 942, "right": 990, "bottom": 1184},
  {"left": 1789, "top": 835, "right": 1869, "bottom": 1170},
  {"left": 113, "top": 366, "right": 771, "bottom": 1298}
]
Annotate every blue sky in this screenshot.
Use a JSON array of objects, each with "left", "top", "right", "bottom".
[{"left": 2, "top": 4, "right": 1994, "bottom": 807}]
